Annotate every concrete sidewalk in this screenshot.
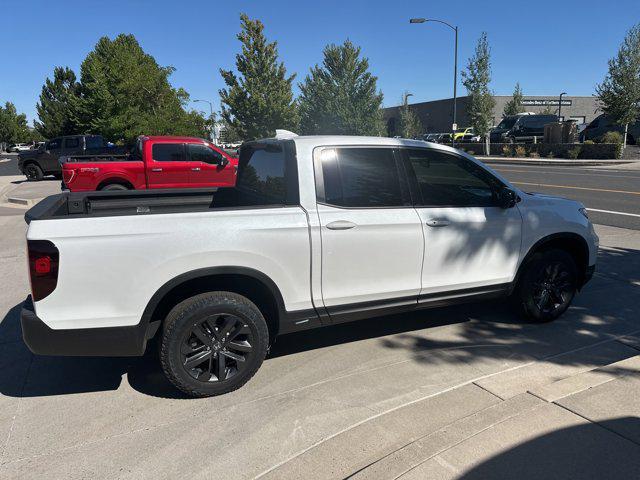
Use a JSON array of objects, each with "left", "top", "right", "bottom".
[
  {"left": 0, "top": 218, "right": 639, "bottom": 478},
  {"left": 0, "top": 176, "right": 60, "bottom": 208}
]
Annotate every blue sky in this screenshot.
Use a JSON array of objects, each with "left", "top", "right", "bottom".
[{"left": 1, "top": 0, "right": 639, "bottom": 124}]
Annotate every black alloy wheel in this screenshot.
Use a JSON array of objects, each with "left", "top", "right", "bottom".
[
  {"left": 531, "top": 261, "right": 574, "bottom": 316},
  {"left": 181, "top": 313, "right": 254, "bottom": 383},
  {"left": 24, "top": 163, "right": 43, "bottom": 181},
  {"left": 514, "top": 249, "right": 578, "bottom": 322},
  {"left": 160, "top": 291, "right": 269, "bottom": 397}
]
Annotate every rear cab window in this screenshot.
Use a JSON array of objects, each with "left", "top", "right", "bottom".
[
  {"left": 234, "top": 141, "right": 297, "bottom": 206},
  {"left": 152, "top": 143, "right": 186, "bottom": 162}
]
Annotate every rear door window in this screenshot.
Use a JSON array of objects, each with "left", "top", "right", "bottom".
[
  {"left": 47, "top": 138, "right": 62, "bottom": 150},
  {"left": 63, "top": 137, "right": 80, "bottom": 149},
  {"left": 152, "top": 143, "right": 186, "bottom": 162},
  {"left": 85, "top": 136, "right": 104, "bottom": 149},
  {"left": 320, "top": 147, "right": 405, "bottom": 208}
]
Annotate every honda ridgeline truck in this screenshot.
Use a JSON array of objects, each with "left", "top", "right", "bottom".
[
  {"left": 61, "top": 136, "right": 238, "bottom": 192},
  {"left": 21, "top": 132, "right": 598, "bottom": 397}
]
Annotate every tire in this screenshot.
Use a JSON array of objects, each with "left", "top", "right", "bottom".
[
  {"left": 160, "top": 292, "right": 269, "bottom": 397},
  {"left": 100, "top": 183, "right": 129, "bottom": 191},
  {"left": 513, "top": 249, "right": 578, "bottom": 323},
  {"left": 24, "top": 163, "right": 43, "bottom": 181}
]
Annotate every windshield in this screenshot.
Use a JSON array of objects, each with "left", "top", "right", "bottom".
[{"left": 496, "top": 117, "right": 518, "bottom": 129}]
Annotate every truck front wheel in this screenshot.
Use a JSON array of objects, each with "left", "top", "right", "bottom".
[
  {"left": 512, "top": 249, "right": 578, "bottom": 323},
  {"left": 160, "top": 292, "right": 269, "bottom": 397}
]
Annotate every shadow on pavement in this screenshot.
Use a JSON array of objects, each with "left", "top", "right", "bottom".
[
  {"left": 456, "top": 417, "right": 640, "bottom": 480},
  {"left": 0, "top": 246, "right": 638, "bottom": 399}
]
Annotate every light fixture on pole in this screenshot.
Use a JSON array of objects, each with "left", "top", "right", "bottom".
[
  {"left": 410, "top": 17, "right": 458, "bottom": 147},
  {"left": 558, "top": 92, "right": 567, "bottom": 122},
  {"left": 194, "top": 99, "right": 215, "bottom": 142}
]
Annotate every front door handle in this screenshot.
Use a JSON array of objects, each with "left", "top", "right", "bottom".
[
  {"left": 326, "top": 220, "right": 357, "bottom": 230},
  {"left": 191, "top": 167, "right": 201, "bottom": 171},
  {"left": 151, "top": 168, "right": 162, "bottom": 172},
  {"left": 425, "top": 219, "right": 451, "bottom": 227}
]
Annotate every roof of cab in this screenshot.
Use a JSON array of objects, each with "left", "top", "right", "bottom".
[{"left": 141, "top": 136, "right": 209, "bottom": 143}]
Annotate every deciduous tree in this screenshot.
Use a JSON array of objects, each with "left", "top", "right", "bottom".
[
  {"left": 298, "top": 40, "right": 384, "bottom": 135},
  {"left": 462, "top": 32, "right": 496, "bottom": 136},
  {"left": 219, "top": 14, "right": 298, "bottom": 140},
  {"left": 596, "top": 23, "right": 640, "bottom": 148},
  {"left": 398, "top": 93, "right": 423, "bottom": 138},
  {"left": 0, "top": 102, "right": 31, "bottom": 146}
]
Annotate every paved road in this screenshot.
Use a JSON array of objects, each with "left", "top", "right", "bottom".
[
  {"left": 0, "top": 155, "right": 19, "bottom": 177},
  {"left": 491, "top": 163, "right": 640, "bottom": 230}
]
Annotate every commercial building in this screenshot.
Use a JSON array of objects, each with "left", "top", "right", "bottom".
[{"left": 383, "top": 95, "right": 600, "bottom": 136}]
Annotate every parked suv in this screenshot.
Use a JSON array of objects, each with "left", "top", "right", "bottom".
[
  {"left": 21, "top": 133, "right": 597, "bottom": 397},
  {"left": 18, "top": 134, "right": 122, "bottom": 181},
  {"left": 580, "top": 114, "right": 640, "bottom": 144},
  {"left": 490, "top": 114, "right": 558, "bottom": 143}
]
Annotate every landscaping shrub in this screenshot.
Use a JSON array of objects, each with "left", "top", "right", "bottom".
[
  {"left": 529, "top": 151, "right": 540, "bottom": 158},
  {"left": 567, "top": 146, "right": 581, "bottom": 159},
  {"left": 600, "top": 131, "right": 623, "bottom": 144},
  {"left": 501, "top": 145, "right": 513, "bottom": 157},
  {"left": 514, "top": 145, "right": 526, "bottom": 157}
]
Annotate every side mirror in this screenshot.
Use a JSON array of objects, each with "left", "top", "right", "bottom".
[
  {"left": 498, "top": 188, "right": 518, "bottom": 209},
  {"left": 38, "top": 144, "right": 45, "bottom": 152},
  {"left": 218, "top": 157, "right": 229, "bottom": 168}
]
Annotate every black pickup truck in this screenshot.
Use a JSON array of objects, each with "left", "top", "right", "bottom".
[{"left": 17, "top": 135, "right": 125, "bottom": 181}]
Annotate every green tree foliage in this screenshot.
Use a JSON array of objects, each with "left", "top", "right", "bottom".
[
  {"left": 35, "top": 67, "right": 81, "bottom": 138},
  {"left": 462, "top": 32, "right": 496, "bottom": 136},
  {"left": 74, "top": 34, "right": 207, "bottom": 144},
  {"left": 0, "top": 102, "right": 32, "bottom": 145},
  {"left": 219, "top": 14, "right": 298, "bottom": 140},
  {"left": 596, "top": 23, "right": 640, "bottom": 148},
  {"left": 298, "top": 40, "right": 384, "bottom": 135},
  {"left": 503, "top": 82, "right": 525, "bottom": 116},
  {"left": 398, "top": 93, "right": 423, "bottom": 138}
]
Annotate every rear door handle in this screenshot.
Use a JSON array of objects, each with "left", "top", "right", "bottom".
[
  {"left": 425, "top": 219, "right": 451, "bottom": 227},
  {"left": 151, "top": 168, "right": 162, "bottom": 172},
  {"left": 191, "top": 167, "right": 201, "bottom": 171},
  {"left": 326, "top": 220, "right": 357, "bottom": 230}
]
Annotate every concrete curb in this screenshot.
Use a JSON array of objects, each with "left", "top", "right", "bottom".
[
  {"left": 6, "top": 196, "right": 40, "bottom": 206},
  {"left": 478, "top": 156, "right": 637, "bottom": 167}
]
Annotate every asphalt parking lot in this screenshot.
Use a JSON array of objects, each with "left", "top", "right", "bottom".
[{"left": 0, "top": 173, "right": 639, "bottom": 478}]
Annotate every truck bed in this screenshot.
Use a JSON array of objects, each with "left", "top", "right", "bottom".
[{"left": 25, "top": 187, "right": 270, "bottom": 223}]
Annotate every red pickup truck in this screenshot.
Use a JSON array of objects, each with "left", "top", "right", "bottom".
[{"left": 61, "top": 136, "right": 237, "bottom": 192}]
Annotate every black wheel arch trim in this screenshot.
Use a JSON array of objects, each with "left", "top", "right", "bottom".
[
  {"left": 513, "top": 232, "right": 592, "bottom": 291},
  {"left": 140, "top": 266, "right": 322, "bottom": 338}
]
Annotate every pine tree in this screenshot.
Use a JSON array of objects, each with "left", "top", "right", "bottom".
[
  {"left": 398, "top": 93, "right": 423, "bottom": 138},
  {"left": 74, "top": 34, "right": 206, "bottom": 144},
  {"left": 298, "top": 40, "right": 384, "bottom": 135},
  {"left": 596, "top": 23, "right": 640, "bottom": 148},
  {"left": 35, "top": 67, "right": 81, "bottom": 138},
  {"left": 503, "top": 83, "right": 524, "bottom": 116},
  {"left": 462, "top": 32, "right": 496, "bottom": 136},
  {"left": 219, "top": 14, "right": 298, "bottom": 140}
]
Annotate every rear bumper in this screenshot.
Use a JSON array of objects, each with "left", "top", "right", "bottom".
[{"left": 21, "top": 296, "right": 155, "bottom": 357}]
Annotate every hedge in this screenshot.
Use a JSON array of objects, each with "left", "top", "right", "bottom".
[{"left": 445, "top": 142, "right": 622, "bottom": 159}]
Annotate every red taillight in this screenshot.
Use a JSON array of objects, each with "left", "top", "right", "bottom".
[
  {"left": 28, "top": 240, "right": 59, "bottom": 301},
  {"left": 62, "top": 169, "right": 75, "bottom": 184}
]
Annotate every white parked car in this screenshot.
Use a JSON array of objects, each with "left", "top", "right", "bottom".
[
  {"left": 10, "top": 143, "right": 32, "bottom": 152},
  {"left": 22, "top": 133, "right": 598, "bottom": 397}
]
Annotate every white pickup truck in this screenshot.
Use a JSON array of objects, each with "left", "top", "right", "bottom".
[{"left": 22, "top": 133, "right": 598, "bottom": 397}]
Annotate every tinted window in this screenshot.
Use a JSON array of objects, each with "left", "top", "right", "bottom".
[
  {"left": 405, "top": 149, "right": 500, "bottom": 207},
  {"left": 321, "top": 148, "right": 404, "bottom": 208},
  {"left": 47, "top": 138, "right": 61, "bottom": 150},
  {"left": 85, "top": 136, "right": 104, "bottom": 149},
  {"left": 236, "top": 145, "right": 286, "bottom": 204},
  {"left": 152, "top": 143, "right": 185, "bottom": 162},
  {"left": 497, "top": 117, "right": 517, "bottom": 129},
  {"left": 188, "top": 144, "right": 223, "bottom": 164},
  {"left": 63, "top": 137, "right": 79, "bottom": 148}
]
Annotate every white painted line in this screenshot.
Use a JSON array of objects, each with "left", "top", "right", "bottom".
[
  {"left": 586, "top": 208, "right": 640, "bottom": 218},
  {"left": 0, "top": 159, "right": 11, "bottom": 163}
]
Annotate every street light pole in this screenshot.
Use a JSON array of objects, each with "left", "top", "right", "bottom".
[
  {"left": 410, "top": 17, "right": 458, "bottom": 148},
  {"left": 558, "top": 92, "right": 567, "bottom": 122},
  {"left": 194, "top": 99, "right": 215, "bottom": 142}
]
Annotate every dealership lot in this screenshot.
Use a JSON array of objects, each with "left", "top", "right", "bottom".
[{"left": 0, "top": 176, "right": 639, "bottom": 478}]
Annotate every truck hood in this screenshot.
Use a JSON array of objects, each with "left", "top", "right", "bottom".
[{"left": 523, "top": 191, "right": 584, "bottom": 208}]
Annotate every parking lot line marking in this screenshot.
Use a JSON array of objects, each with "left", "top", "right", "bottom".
[
  {"left": 586, "top": 208, "right": 640, "bottom": 218},
  {"left": 512, "top": 181, "right": 640, "bottom": 196}
]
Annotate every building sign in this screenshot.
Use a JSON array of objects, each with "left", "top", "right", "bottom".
[{"left": 521, "top": 99, "right": 572, "bottom": 106}]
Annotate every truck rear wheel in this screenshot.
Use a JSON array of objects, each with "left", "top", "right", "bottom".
[
  {"left": 512, "top": 249, "right": 578, "bottom": 322},
  {"left": 159, "top": 292, "right": 269, "bottom": 397},
  {"left": 24, "top": 163, "right": 43, "bottom": 181}
]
